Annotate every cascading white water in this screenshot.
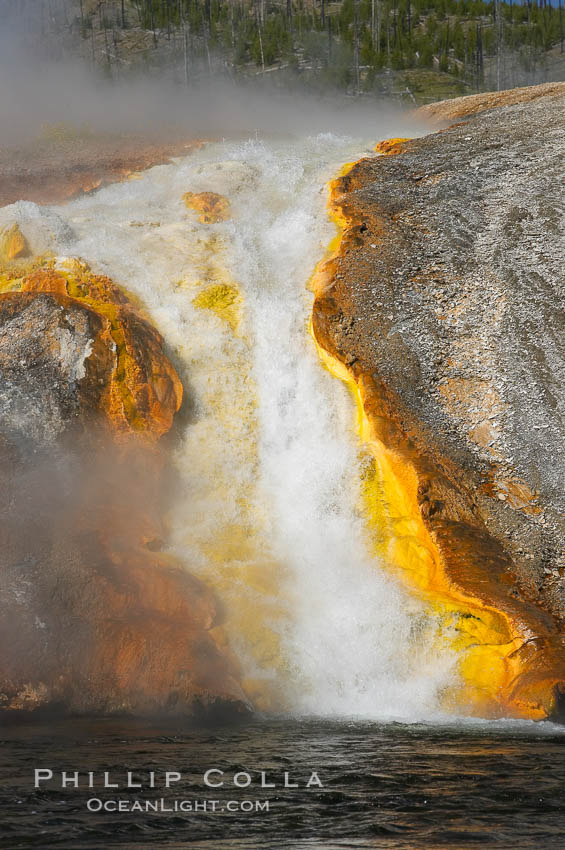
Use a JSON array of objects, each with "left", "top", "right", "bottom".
[{"left": 42, "top": 133, "right": 456, "bottom": 720}]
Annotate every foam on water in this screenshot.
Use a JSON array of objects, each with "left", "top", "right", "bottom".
[{"left": 44, "top": 134, "right": 457, "bottom": 721}]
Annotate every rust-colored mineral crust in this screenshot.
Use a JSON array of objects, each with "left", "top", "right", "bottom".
[
  {"left": 183, "top": 191, "right": 231, "bottom": 222},
  {"left": 0, "top": 134, "right": 205, "bottom": 208},
  {"left": 312, "top": 85, "right": 565, "bottom": 720},
  {"left": 0, "top": 223, "right": 30, "bottom": 261},
  {"left": 416, "top": 81, "right": 565, "bottom": 126},
  {"left": 0, "top": 265, "right": 249, "bottom": 718}
]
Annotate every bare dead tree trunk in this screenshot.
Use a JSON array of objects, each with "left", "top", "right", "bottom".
[
  {"left": 376, "top": 0, "right": 381, "bottom": 53},
  {"left": 353, "top": 0, "right": 360, "bottom": 94},
  {"left": 150, "top": 0, "right": 157, "bottom": 45},
  {"left": 477, "top": 22, "right": 483, "bottom": 90},
  {"left": 206, "top": 23, "right": 212, "bottom": 74},
  {"left": 256, "top": 6, "right": 265, "bottom": 70},
  {"left": 183, "top": 20, "right": 190, "bottom": 84},
  {"left": 102, "top": 2, "right": 111, "bottom": 69},
  {"left": 112, "top": 26, "right": 121, "bottom": 78},
  {"left": 495, "top": 0, "right": 502, "bottom": 90}
]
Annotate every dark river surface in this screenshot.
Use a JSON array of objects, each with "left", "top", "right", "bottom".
[{"left": 1, "top": 716, "right": 565, "bottom": 849}]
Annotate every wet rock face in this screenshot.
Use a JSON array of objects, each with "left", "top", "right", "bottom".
[
  {"left": 0, "top": 293, "right": 107, "bottom": 448},
  {"left": 0, "top": 270, "right": 248, "bottom": 718},
  {"left": 313, "top": 87, "right": 565, "bottom": 718}
]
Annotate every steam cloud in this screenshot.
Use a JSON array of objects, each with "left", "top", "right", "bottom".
[{"left": 0, "top": 0, "right": 428, "bottom": 145}]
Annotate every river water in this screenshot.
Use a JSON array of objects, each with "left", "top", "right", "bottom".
[{"left": 3, "top": 717, "right": 565, "bottom": 848}]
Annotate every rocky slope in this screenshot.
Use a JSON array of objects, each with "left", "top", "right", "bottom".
[
  {"left": 0, "top": 257, "right": 249, "bottom": 717},
  {"left": 417, "top": 81, "right": 565, "bottom": 124},
  {"left": 312, "top": 83, "right": 565, "bottom": 720}
]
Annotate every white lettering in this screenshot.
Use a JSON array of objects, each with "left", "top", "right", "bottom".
[
  {"left": 127, "top": 771, "right": 142, "bottom": 789},
  {"left": 284, "top": 772, "right": 298, "bottom": 788},
  {"left": 165, "top": 771, "right": 181, "bottom": 788},
  {"left": 104, "top": 772, "right": 118, "bottom": 789},
  {"left": 260, "top": 771, "right": 275, "bottom": 788},
  {"left": 306, "top": 771, "right": 323, "bottom": 788},
  {"left": 62, "top": 771, "right": 79, "bottom": 788},
  {"left": 34, "top": 769, "right": 53, "bottom": 788},
  {"left": 204, "top": 769, "right": 224, "bottom": 787}
]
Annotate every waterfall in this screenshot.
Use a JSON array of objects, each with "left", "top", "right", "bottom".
[{"left": 52, "top": 133, "right": 456, "bottom": 720}]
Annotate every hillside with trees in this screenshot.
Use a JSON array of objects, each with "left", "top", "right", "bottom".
[{"left": 5, "top": 0, "right": 565, "bottom": 102}]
